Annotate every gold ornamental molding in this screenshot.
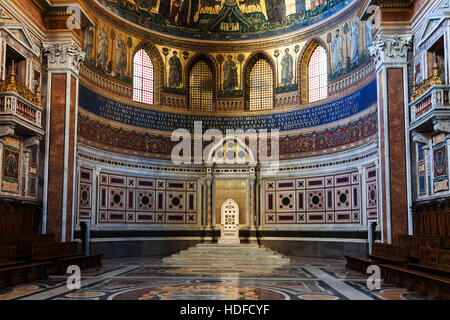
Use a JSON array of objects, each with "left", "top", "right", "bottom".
[
  {"left": 411, "top": 63, "right": 443, "bottom": 102},
  {"left": 0, "top": 69, "right": 42, "bottom": 107}
]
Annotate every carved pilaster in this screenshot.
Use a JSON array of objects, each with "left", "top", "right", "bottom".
[
  {"left": 43, "top": 42, "right": 86, "bottom": 75},
  {"left": 369, "top": 35, "right": 412, "bottom": 69},
  {"left": 249, "top": 170, "right": 256, "bottom": 229},
  {"left": 205, "top": 167, "right": 213, "bottom": 229}
]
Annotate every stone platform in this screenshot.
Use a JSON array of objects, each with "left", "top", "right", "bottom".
[{"left": 163, "top": 243, "right": 291, "bottom": 268}]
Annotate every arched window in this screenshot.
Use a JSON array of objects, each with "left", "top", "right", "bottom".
[
  {"left": 249, "top": 59, "right": 273, "bottom": 110},
  {"left": 189, "top": 60, "right": 214, "bottom": 111},
  {"left": 308, "top": 46, "right": 328, "bottom": 103},
  {"left": 133, "top": 49, "right": 154, "bottom": 104}
]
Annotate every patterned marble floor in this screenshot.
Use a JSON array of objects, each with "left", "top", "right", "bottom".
[{"left": 0, "top": 256, "right": 429, "bottom": 300}]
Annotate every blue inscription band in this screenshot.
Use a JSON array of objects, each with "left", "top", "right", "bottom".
[{"left": 79, "top": 79, "right": 377, "bottom": 133}]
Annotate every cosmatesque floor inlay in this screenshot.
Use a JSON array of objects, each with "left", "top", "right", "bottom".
[{"left": 0, "top": 256, "right": 429, "bottom": 300}]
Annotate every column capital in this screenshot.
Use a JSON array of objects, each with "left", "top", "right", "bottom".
[
  {"left": 369, "top": 34, "right": 412, "bottom": 69},
  {"left": 43, "top": 42, "right": 86, "bottom": 75}
]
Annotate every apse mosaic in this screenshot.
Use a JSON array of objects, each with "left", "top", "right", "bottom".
[
  {"left": 77, "top": 171, "right": 198, "bottom": 224},
  {"left": 264, "top": 171, "right": 363, "bottom": 224},
  {"left": 96, "top": 0, "right": 353, "bottom": 41},
  {"left": 83, "top": 0, "right": 374, "bottom": 94}
]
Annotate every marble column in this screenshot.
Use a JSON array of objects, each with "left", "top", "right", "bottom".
[
  {"left": 205, "top": 167, "right": 213, "bottom": 232},
  {"left": 42, "top": 42, "right": 85, "bottom": 242},
  {"left": 370, "top": 35, "right": 412, "bottom": 243},
  {"left": 249, "top": 169, "right": 256, "bottom": 230}
]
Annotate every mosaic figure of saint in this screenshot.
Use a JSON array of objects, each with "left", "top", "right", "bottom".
[
  {"left": 83, "top": 27, "right": 93, "bottom": 57},
  {"left": 265, "top": 0, "right": 286, "bottom": 22},
  {"left": 223, "top": 55, "right": 238, "bottom": 90},
  {"left": 331, "top": 29, "right": 343, "bottom": 73},
  {"left": 115, "top": 33, "right": 128, "bottom": 76},
  {"left": 365, "top": 20, "right": 374, "bottom": 49},
  {"left": 310, "top": 0, "right": 326, "bottom": 11},
  {"left": 179, "top": 0, "right": 199, "bottom": 26},
  {"left": 280, "top": 48, "right": 293, "bottom": 85},
  {"left": 97, "top": 27, "right": 109, "bottom": 68},
  {"left": 158, "top": 0, "right": 171, "bottom": 21},
  {"left": 169, "top": 0, "right": 182, "bottom": 24},
  {"left": 350, "top": 22, "right": 360, "bottom": 64},
  {"left": 169, "top": 51, "right": 182, "bottom": 87},
  {"left": 295, "top": 0, "right": 306, "bottom": 12}
]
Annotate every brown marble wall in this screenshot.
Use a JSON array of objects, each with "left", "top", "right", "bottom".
[
  {"left": 378, "top": 75, "right": 388, "bottom": 242},
  {"left": 47, "top": 74, "right": 67, "bottom": 241},
  {"left": 65, "top": 76, "right": 77, "bottom": 241},
  {"left": 387, "top": 68, "right": 408, "bottom": 242}
]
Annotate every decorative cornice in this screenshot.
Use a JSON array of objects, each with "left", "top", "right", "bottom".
[
  {"left": 43, "top": 42, "right": 86, "bottom": 75},
  {"left": 369, "top": 34, "right": 412, "bottom": 69}
]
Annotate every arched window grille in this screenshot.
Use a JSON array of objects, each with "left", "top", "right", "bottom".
[
  {"left": 189, "top": 60, "right": 214, "bottom": 111},
  {"left": 308, "top": 46, "right": 328, "bottom": 103},
  {"left": 133, "top": 49, "right": 154, "bottom": 104},
  {"left": 249, "top": 59, "right": 273, "bottom": 110}
]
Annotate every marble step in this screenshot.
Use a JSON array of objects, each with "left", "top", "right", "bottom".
[
  {"left": 164, "top": 255, "right": 290, "bottom": 262},
  {"left": 185, "top": 249, "right": 274, "bottom": 255},
  {"left": 195, "top": 243, "right": 260, "bottom": 248},
  {"left": 163, "top": 243, "right": 290, "bottom": 267},
  {"left": 167, "top": 251, "right": 285, "bottom": 258},
  {"left": 170, "top": 255, "right": 284, "bottom": 261},
  {"left": 163, "top": 258, "right": 290, "bottom": 265}
]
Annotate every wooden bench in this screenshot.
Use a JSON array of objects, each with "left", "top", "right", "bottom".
[
  {"left": 0, "top": 244, "right": 27, "bottom": 268},
  {"left": 345, "top": 255, "right": 379, "bottom": 273},
  {"left": 31, "top": 242, "right": 79, "bottom": 261},
  {"left": 31, "top": 242, "right": 103, "bottom": 275},
  {"left": 0, "top": 261, "right": 51, "bottom": 289},
  {"left": 368, "top": 243, "right": 408, "bottom": 264},
  {"left": 14, "top": 234, "right": 57, "bottom": 257},
  {"left": 381, "top": 264, "right": 450, "bottom": 300},
  {"left": 55, "top": 254, "right": 103, "bottom": 275},
  {"left": 397, "top": 235, "right": 441, "bottom": 260},
  {"left": 408, "top": 247, "right": 450, "bottom": 276}
]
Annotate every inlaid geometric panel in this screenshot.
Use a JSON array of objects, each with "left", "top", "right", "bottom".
[
  {"left": 137, "top": 190, "right": 154, "bottom": 211},
  {"left": 335, "top": 187, "right": 351, "bottom": 210},
  {"left": 95, "top": 172, "right": 198, "bottom": 225},
  {"left": 366, "top": 165, "right": 378, "bottom": 221},
  {"left": 166, "top": 192, "right": 185, "bottom": 212},
  {"left": 276, "top": 191, "right": 295, "bottom": 212},
  {"left": 266, "top": 192, "right": 275, "bottom": 212},
  {"left": 307, "top": 190, "right": 324, "bottom": 211},
  {"left": 79, "top": 183, "right": 91, "bottom": 209},
  {"left": 264, "top": 170, "right": 365, "bottom": 225},
  {"left": 108, "top": 187, "right": 126, "bottom": 210},
  {"left": 367, "top": 182, "right": 377, "bottom": 208}
]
